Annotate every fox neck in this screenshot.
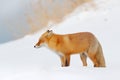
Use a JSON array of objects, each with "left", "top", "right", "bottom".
[
  {"left": 45, "top": 33, "right": 54, "bottom": 43},
  {"left": 45, "top": 34, "right": 59, "bottom": 50}
]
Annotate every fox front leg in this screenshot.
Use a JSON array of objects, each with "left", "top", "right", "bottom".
[{"left": 60, "top": 55, "right": 70, "bottom": 67}]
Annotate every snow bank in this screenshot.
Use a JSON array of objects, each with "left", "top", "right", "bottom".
[{"left": 0, "top": 0, "right": 120, "bottom": 80}]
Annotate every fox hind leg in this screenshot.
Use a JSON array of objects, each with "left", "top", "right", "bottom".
[
  {"left": 88, "top": 53, "right": 99, "bottom": 67},
  {"left": 80, "top": 53, "right": 87, "bottom": 66}
]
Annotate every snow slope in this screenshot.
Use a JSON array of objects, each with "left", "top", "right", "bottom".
[{"left": 0, "top": 0, "right": 120, "bottom": 80}]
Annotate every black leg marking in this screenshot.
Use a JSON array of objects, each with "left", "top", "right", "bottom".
[{"left": 65, "top": 59, "right": 69, "bottom": 66}]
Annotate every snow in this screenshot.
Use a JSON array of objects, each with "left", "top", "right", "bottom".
[{"left": 0, "top": 0, "right": 120, "bottom": 80}]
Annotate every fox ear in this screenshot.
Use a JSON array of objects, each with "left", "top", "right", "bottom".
[
  {"left": 47, "top": 30, "right": 53, "bottom": 37},
  {"left": 47, "top": 30, "right": 50, "bottom": 32},
  {"left": 47, "top": 30, "right": 52, "bottom": 32},
  {"left": 47, "top": 30, "right": 53, "bottom": 33},
  {"left": 50, "top": 30, "right": 53, "bottom": 32}
]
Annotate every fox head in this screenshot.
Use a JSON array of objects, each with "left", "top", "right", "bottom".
[{"left": 34, "top": 30, "right": 53, "bottom": 48}]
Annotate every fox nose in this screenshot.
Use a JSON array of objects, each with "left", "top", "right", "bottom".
[{"left": 34, "top": 45, "right": 36, "bottom": 48}]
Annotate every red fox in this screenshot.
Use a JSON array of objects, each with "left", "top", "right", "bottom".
[{"left": 34, "top": 30, "right": 106, "bottom": 67}]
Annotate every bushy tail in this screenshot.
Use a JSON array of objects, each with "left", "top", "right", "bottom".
[{"left": 96, "top": 42, "right": 106, "bottom": 67}]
